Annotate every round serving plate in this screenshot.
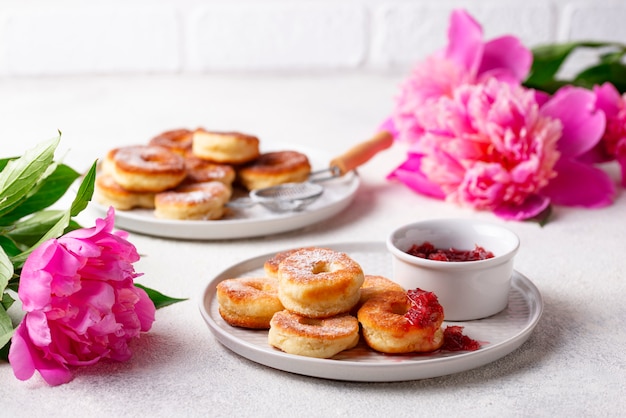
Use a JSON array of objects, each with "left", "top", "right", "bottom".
[
  {"left": 91, "top": 143, "right": 359, "bottom": 240},
  {"left": 199, "top": 242, "right": 543, "bottom": 382}
]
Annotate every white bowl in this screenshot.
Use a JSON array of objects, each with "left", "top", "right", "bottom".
[{"left": 386, "top": 218, "right": 520, "bottom": 321}]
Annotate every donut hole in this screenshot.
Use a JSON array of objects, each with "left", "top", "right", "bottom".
[
  {"left": 248, "top": 282, "right": 264, "bottom": 291},
  {"left": 311, "top": 261, "right": 331, "bottom": 274},
  {"left": 144, "top": 153, "right": 167, "bottom": 163},
  {"left": 244, "top": 280, "right": 276, "bottom": 293},
  {"left": 298, "top": 317, "right": 323, "bottom": 327},
  {"left": 390, "top": 302, "right": 409, "bottom": 316}
]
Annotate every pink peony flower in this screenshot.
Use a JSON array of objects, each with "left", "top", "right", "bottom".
[
  {"left": 581, "top": 82, "right": 626, "bottom": 186},
  {"left": 535, "top": 86, "right": 614, "bottom": 209},
  {"left": 8, "top": 207, "right": 155, "bottom": 386},
  {"left": 390, "top": 9, "right": 532, "bottom": 144},
  {"left": 388, "top": 79, "right": 613, "bottom": 220}
]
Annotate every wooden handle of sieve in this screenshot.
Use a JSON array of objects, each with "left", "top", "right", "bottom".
[{"left": 329, "top": 131, "right": 394, "bottom": 175}]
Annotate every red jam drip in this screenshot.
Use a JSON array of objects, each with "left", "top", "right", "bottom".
[
  {"left": 404, "top": 288, "right": 444, "bottom": 328},
  {"left": 406, "top": 241, "right": 494, "bottom": 262},
  {"left": 442, "top": 325, "right": 481, "bottom": 351}
]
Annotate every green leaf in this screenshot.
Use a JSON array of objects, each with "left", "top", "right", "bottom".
[
  {"left": 1, "top": 291, "right": 15, "bottom": 311},
  {"left": 0, "top": 236, "right": 20, "bottom": 258},
  {"left": 599, "top": 50, "right": 626, "bottom": 65},
  {"left": 524, "top": 40, "right": 626, "bottom": 94},
  {"left": 0, "top": 157, "right": 17, "bottom": 173},
  {"left": 0, "top": 247, "right": 13, "bottom": 296},
  {"left": 0, "top": 136, "right": 59, "bottom": 219},
  {"left": 10, "top": 210, "right": 71, "bottom": 268},
  {"left": 573, "top": 61, "right": 626, "bottom": 92},
  {"left": 70, "top": 161, "right": 97, "bottom": 216},
  {"left": 135, "top": 284, "right": 187, "bottom": 309},
  {"left": 528, "top": 204, "right": 552, "bottom": 227},
  {"left": 7, "top": 210, "right": 66, "bottom": 248},
  {"left": 0, "top": 164, "right": 80, "bottom": 226},
  {"left": 0, "top": 303, "right": 14, "bottom": 355},
  {"left": 525, "top": 42, "right": 581, "bottom": 88}
]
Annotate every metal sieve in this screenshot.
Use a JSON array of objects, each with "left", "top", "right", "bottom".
[
  {"left": 227, "top": 182, "right": 324, "bottom": 213},
  {"left": 227, "top": 131, "right": 393, "bottom": 213}
]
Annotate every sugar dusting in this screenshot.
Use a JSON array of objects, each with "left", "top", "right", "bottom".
[
  {"left": 274, "top": 311, "right": 358, "bottom": 337},
  {"left": 279, "top": 248, "right": 363, "bottom": 280}
]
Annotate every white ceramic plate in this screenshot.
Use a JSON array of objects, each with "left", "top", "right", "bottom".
[
  {"left": 90, "top": 145, "right": 360, "bottom": 240},
  {"left": 199, "top": 242, "right": 543, "bottom": 382}
]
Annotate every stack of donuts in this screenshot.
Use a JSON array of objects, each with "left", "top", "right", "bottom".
[
  {"left": 216, "top": 247, "right": 446, "bottom": 359},
  {"left": 95, "top": 128, "right": 312, "bottom": 220}
]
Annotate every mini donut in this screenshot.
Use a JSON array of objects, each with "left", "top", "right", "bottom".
[
  {"left": 148, "top": 129, "right": 193, "bottom": 155},
  {"left": 216, "top": 277, "right": 284, "bottom": 329},
  {"left": 358, "top": 275, "right": 405, "bottom": 306},
  {"left": 99, "top": 148, "right": 118, "bottom": 176},
  {"left": 109, "top": 145, "right": 186, "bottom": 192},
  {"left": 268, "top": 310, "right": 359, "bottom": 358},
  {"left": 154, "top": 181, "right": 231, "bottom": 220},
  {"left": 192, "top": 128, "right": 260, "bottom": 165},
  {"left": 277, "top": 248, "right": 365, "bottom": 318},
  {"left": 183, "top": 153, "right": 236, "bottom": 186},
  {"left": 237, "top": 151, "right": 311, "bottom": 191},
  {"left": 357, "top": 289, "right": 445, "bottom": 354},
  {"left": 263, "top": 246, "right": 320, "bottom": 278},
  {"left": 94, "top": 173, "right": 155, "bottom": 210}
]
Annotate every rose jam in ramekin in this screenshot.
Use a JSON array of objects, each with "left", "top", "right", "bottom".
[{"left": 406, "top": 241, "right": 494, "bottom": 262}]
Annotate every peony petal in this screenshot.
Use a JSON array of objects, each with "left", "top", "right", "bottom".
[
  {"left": 59, "top": 236, "right": 101, "bottom": 258},
  {"left": 132, "top": 287, "right": 156, "bottom": 332},
  {"left": 578, "top": 143, "right": 613, "bottom": 164},
  {"left": 378, "top": 118, "right": 399, "bottom": 139},
  {"left": 533, "top": 90, "right": 551, "bottom": 107},
  {"left": 493, "top": 194, "right": 551, "bottom": 220},
  {"left": 9, "top": 321, "right": 74, "bottom": 385},
  {"left": 387, "top": 155, "right": 446, "bottom": 199},
  {"left": 445, "top": 9, "right": 483, "bottom": 75},
  {"left": 64, "top": 207, "right": 116, "bottom": 240},
  {"left": 541, "top": 159, "right": 615, "bottom": 207},
  {"left": 616, "top": 138, "right": 626, "bottom": 187},
  {"left": 594, "top": 82, "right": 622, "bottom": 117},
  {"left": 541, "top": 87, "right": 606, "bottom": 157},
  {"left": 25, "top": 311, "right": 52, "bottom": 347},
  {"left": 8, "top": 322, "right": 37, "bottom": 381},
  {"left": 19, "top": 240, "right": 83, "bottom": 310},
  {"left": 479, "top": 36, "right": 532, "bottom": 82}
]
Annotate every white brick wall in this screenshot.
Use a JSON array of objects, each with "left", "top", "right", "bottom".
[{"left": 0, "top": 0, "right": 623, "bottom": 77}]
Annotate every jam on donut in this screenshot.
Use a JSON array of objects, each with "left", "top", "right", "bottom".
[{"left": 357, "top": 289, "right": 444, "bottom": 354}]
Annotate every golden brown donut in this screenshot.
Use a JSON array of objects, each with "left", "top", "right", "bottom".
[
  {"left": 99, "top": 149, "right": 117, "bottom": 176},
  {"left": 358, "top": 275, "right": 405, "bottom": 306},
  {"left": 109, "top": 145, "right": 186, "bottom": 192},
  {"left": 263, "top": 247, "right": 320, "bottom": 278},
  {"left": 154, "top": 181, "right": 231, "bottom": 220},
  {"left": 357, "top": 289, "right": 445, "bottom": 354},
  {"left": 183, "top": 153, "right": 236, "bottom": 186},
  {"left": 277, "top": 248, "right": 364, "bottom": 318},
  {"left": 237, "top": 151, "right": 311, "bottom": 191},
  {"left": 216, "top": 277, "right": 284, "bottom": 329},
  {"left": 148, "top": 129, "right": 193, "bottom": 155},
  {"left": 350, "top": 275, "right": 406, "bottom": 316},
  {"left": 94, "top": 173, "right": 155, "bottom": 210},
  {"left": 268, "top": 310, "right": 359, "bottom": 358},
  {"left": 192, "top": 128, "right": 260, "bottom": 165}
]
